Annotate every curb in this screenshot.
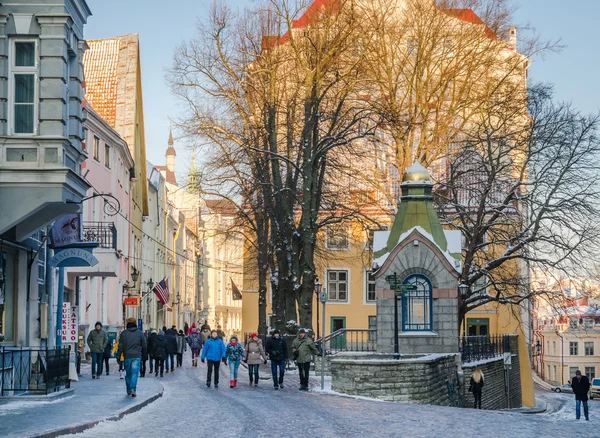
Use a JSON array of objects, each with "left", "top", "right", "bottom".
[
  {"left": 0, "top": 388, "right": 74, "bottom": 404},
  {"left": 31, "top": 381, "right": 164, "bottom": 438}
]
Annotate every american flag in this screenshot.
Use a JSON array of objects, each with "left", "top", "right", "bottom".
[{"left": 153, "top": 279, "right": 169, "bottom": 305}]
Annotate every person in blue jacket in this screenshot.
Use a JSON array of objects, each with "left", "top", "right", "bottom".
[{"left": 201, "top": 330, "right": 226, "bottom": 388}]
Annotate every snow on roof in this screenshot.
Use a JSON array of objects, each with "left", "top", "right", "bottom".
[{"left": 372, "top": 226, "right": 460, "bottom": 272}]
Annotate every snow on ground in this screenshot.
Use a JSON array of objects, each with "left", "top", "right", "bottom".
[{"left": 71, "top": 356, "right": 598, "bottom": 438}]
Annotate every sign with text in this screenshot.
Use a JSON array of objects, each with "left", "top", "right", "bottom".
[
  {"left": 61, "top": 303, "right": 78, "bottom": 343},
  {"left": 50, "top": 214, "right": 83, "bottom": 248},
  {"left": 124, "top": 297, "right": 140, "bottom": 307},
  {"left": 49, "top": 247, "right": 99, "bottom": 268}
]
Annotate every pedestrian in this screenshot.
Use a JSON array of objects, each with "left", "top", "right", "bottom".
[
  {"left": 291, "top": 328, "right": 317, "bottom": 391},
  {"left": 165, "top": 327, "right": 177, "bottom": 373},
  {"left": 187, "top": 327, "right": 202, "bottom": 367},
  {"left": 266, "top": 329, "right": 288, "bottom": 390},
  {"left": 102, "top": 336, "right": 113, "bottom": 376},
  {"left": 184, "top": 321, "right": 189, "bottom": 336},
  {"left": 147, "top": 330, "right": 157, "bottom": 375},
  {"left": 201, "top": 330, "right": 226, "bottom": 388},
  {"left": 469, "top": 367, "right": 485, "bottom": 409},
  {"left": 200, "top": 327, "right": 211, "bottom": 345},
  {"left": 152, "top": 330, "right": 168, "bottom": 377},
  {"left": 116, "top": 317, "right": 147, "bottom": 397},
  {"left": 571, "top": 369, "right": 591, "bottom": 420},
  {"left": 200, "top": 320, "right": 211, "bottom": 332},
  {"left": 176, "top": 330, "right": 187, "bottom": 367},
  {"left": 87, "top": 321, "right": 108, "bottom": 379},
  {"left": 187, "top": 322, "right": 196, "bottom": 336},
  {"left": 216, "top": 325, "right": 226, "bottom": 340},
  {"left": 112, "top": 338, "right": 125, "bottom": 379},
  {"left": 244, "top": 332, "right": 267, "bottom": 387},
  {"left": 226, "top": 335, "right": 245, "bottom": 388},
  {"left": 140, "top": 332, "right": 148, "bottom": 378}
]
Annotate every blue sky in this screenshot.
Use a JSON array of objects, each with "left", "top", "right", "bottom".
[{"left": 85, "top": 0, "right": 600, "bottom": 175}]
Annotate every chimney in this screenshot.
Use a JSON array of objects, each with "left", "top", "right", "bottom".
[{"left": 509, "top": 26, "right": 517, "bottom": 51}]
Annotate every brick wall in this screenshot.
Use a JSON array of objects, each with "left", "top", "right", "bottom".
[
  {"left": 331, "top": 353, "right": 458, "bottom": 405},
  {"left": 462, "top": 338, "right": 522, "bottom": 409}
]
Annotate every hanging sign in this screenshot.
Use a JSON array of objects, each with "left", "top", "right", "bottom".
[
  {"left": 61, "top": 303, "right": 78, "bottom": 343},
  {"left": 50, "top": 214, "right": 83, "bottom": 248},
  {"left": 49, "top": 247, "right": 99, "bottom": 268},
  {"left": 124, "top": 297, "right": 140, "bottom": 306}
]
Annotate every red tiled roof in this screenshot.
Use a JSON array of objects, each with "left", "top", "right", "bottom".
[
  {"left": 205, "top": 199, "right": 238, "bottom": 215},
  {"left": 442, "top": 8, "right": 498, "bottom": 40},
  {"left": 155, "top": 165, "right": 178, "bottom": 186}
]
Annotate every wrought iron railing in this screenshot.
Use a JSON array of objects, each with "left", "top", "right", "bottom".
[
  {"left": 459, "top": 335, "right": 512, "bottom": 364},
  {"left": 0, "top": 346, "right": 70, "bottom": 396},
  {"left": 316, "top": 329, "right": 377, "bottom": 356},
  {"left": 82, "top": 221, "right": 117, "bottom": 250}
]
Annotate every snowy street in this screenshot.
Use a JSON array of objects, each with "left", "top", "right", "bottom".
[{"left": 68, "top": 357, "right": 597, "bottom": 438}]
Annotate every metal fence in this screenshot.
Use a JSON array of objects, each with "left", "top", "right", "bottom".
[
  {"left": 459, "top": 335, "right": 511, "bottom": 364},
  {"left": 0, "top": 346, "right": 70, "bottom": 396},
  {"left": 316, "top": 329, "right": 377, "bottom": 356},
  {"left": 82, "top": 221, "right": 117, "bottom": 250}
]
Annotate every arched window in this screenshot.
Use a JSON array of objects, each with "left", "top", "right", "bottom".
[{"left": 402, "top": 274, "right": 433, "bottom": 331}]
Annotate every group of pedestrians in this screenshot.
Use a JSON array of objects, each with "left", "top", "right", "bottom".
[{"left": 146, "top": 325, "right": 186, "bottom": 377}]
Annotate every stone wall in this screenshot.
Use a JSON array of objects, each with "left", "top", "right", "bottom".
[
  {"left": 331, "top": 353, "right": 458, "bottom": 405},
  {"left": 462, "top": 338, "right": 522, "bottom": 409}
]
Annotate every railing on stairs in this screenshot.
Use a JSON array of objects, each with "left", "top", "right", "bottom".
[{"left": 316, "top": 329, "right": 376, "bottom": 356}]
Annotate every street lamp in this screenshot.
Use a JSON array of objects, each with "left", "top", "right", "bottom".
[
  {"left": 535, "top": 340, "right": 542, "bottom": 355},
  {"left": 123, "top": 267, "right": 140, "bottom": 293},
  {"left": 315, "top": 279, "right": 322, "bottom": 339}
]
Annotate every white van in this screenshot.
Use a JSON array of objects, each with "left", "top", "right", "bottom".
[{"left": 590, "top": 378, "right": 600, "bottom": 399}]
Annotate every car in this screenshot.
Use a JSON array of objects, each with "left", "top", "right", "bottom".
[
  {"left": 551, "top": 383, "right": 573, "bottom": 394},
  {"left": 590, "top": 378, "right": 600, "bottom": 399}
]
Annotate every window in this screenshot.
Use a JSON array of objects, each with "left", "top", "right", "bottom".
[
  {"left": 368, "top": 316, "right": 377, "bottom": 341},
  {"left": 93, "top": 137, "right": 100, "bottom": 161},
  {"left": 401, "top": 274, "right": 433, "bottom": 331},
  {"left": 546, "top": 341, "right": 550, "bottom": 354},
  {"left": 365, "top": 269, "right": 376, "bottom": 302},
  {"left": 569, "top": 318, "right": 578, "bottom": 329},
  {"left": 584, "top": 318, "right": 594, "bottom": 329},
  {"left": 104, "top": 144, "right": 110, "bottom": 168},
  {"left": 585, "top": 367, "right": 596, "bottom": 380},
  {"left": 407, "top": 38, "right": 419, "bottom": 57},
  {"left": 326, "top": 224, "right": 349, "bottom": 250},
  {"left": 585, "top": 342, "right": 594, "bottom": 356},
  {"left": 327, "top": 270, "right": 349, "bottom": 302},
  {"left": 570, "top": 367, "right": 579, "bottom": 379},
  {"left": 569, "top": 342, "right": 579, "bottom": 356},
  {"left": 553, "top": 341, "right": 556, "bottom": 355},
  {"left": 553, "top": 365, "right": 557, "bottom": 381},
  {"left": 547, "top": 365, "right": 550, "bottom": 380},
  {"left": 365, "top": 225, "right": 389, "bottom": 250},
  {"left": 10, "top": 41, "right": 37, "bottom": 134}
]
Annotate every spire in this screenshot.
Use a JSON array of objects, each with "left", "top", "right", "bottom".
[{"left": 168, "top": 125, "right": 174, "bottom": 146}]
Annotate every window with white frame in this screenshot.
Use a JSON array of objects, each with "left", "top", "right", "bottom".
[
  {"left": 585, "top": 367, "right": 596, "bottom": 380},
  {"left": 584, "top": 318, "right": 594, "bottom": 329},
  {"left": 569, "top": 341, "right": 579, "bottom": 356},
  {"left": 327, "top": 269, "right": 348, "bottom": 302},
  {"left": 569, "top": 318, "right": 578, "bottom": 329},
  {"left": 585, "top": 341, "right": 594, "bottom": 356},
  {"left": 553, "top": 341, "right": 556, "bottom": 355},
  {"left": 570, "top": 366, "right": 579, "bottom": 378},
  {"left": 326, "top": 224, "right": 349, "bottom": 250},
  {"left": 546, "top": 365, "right": 550, "bottom": 380},
  {"left": 368, "top": 315, "right": 377, "bottom": 341},
  {"left": 365, "top": 269, "right": 376, "bottom": 302},
  {"left": 104, "top": 144, "right": 110, "bottom": 168},
  {"left": 553, "top": 365, "right": 557, "bottom": 381},
  {"left": 10, "top": 40, "right": 37, "bottom": 134},
  {"left": 93, "top": 136, "right": 100, "bottom": 161}
]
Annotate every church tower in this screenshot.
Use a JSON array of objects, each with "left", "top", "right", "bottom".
[{"left": 166, "top": 127, "right": 176, "bottom": 173}]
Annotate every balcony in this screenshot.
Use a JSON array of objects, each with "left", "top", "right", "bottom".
[
  {"left": 66, "top": 222, "right": 120, "bottom": 278},
  {"left": 82, "top": 222, "right": 117, "bottom": 250}
]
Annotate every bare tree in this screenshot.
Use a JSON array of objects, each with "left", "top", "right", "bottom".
[{"left": 436, "top": 84, "right": 600, "bottom": 325}]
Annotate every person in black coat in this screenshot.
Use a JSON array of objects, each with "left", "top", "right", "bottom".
[
  {"left": 266, "top": 329, "right": 288, "bottom": 389},
  {"left": 571, "top": 370, "right": 591, "bottom": 420},
  {"left": 152, "top": 331, "right": 168, "bottom": 377},
  {"left": 102, "top": 338, "right": 113, "bottom": 376},
  {"left": 164, "top": 329, "right": 178, "bottom": 373},
  {"left": 147, "top": 331, "right": 157, "bottom": 374},
  {"left": 469, "top": 368, "right": 484, "bottom": 409}
]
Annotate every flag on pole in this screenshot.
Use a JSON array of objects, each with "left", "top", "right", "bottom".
[
  {"left": 231, "top": 278, "right": 243, "bottom": 300},
  {"left": 153, "top": 278, "right": 170, "bottom": 305}
]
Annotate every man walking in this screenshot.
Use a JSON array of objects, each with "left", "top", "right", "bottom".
[
  {"left": 164, "top": 326, "right": 177, "bottom": 373},
  {"left": 571, "top": 370, "right": 591, "bottom": 420},
  {"left": 266, "top": 329, "right": 288, "bottom": 390},
  {"left": 201, "top": 330, "right": 226, "bottom": 388},
  {"left": 292, "top": 329, "right": 317, "bottom": 391},
  {"left": 87, "top": 321, "right": 107, "bottom": 379},
  {"left": 117, "top": 317, "right": 147, "bottom": 397}
]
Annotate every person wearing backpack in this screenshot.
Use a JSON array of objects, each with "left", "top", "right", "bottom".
[
  {"left": 226, "top": 335, "right": 246, "bottom": 388},
  {"left": 187, "top": 327, "right": 203, "bottom": 367},
  {"left": 266, "top": 329, "right": 288, "bottom": 390}
]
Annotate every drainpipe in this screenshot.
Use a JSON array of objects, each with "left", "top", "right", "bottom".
[
  {"left": 539, "top": 332, "right": 545, "bottom": 379},
  {"left": 556, "top": 330, "right": 564, "bottom": 384}
]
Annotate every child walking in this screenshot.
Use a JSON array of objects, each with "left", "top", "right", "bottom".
[{"left": 226, "top": 335, "right": 245, "bottom": 388}]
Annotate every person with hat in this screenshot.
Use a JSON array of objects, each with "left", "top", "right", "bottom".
[
  {"left": 87, "top": 321, "right": 108, "bottom": 379},
  {"left": 153, "top": 330, "right": 168, "bottom": 377},
  {"left": 244, "top": 332, "right": 267, "bottom": 387},
  {"left": 571, "top": 369, "right": 591, "bottom": 420},
  {"left": 116, "top": 317, "right": 147, "bottom": 397},
  {"left": 226, "top": 335, "right": 246, "bottom": 388},
  {"left": 201, "top": 330, "right": 227, "bottom": 388},
  {"left": 187, "top": 327, "right": 203, "bottom": 367},
  {"left": 266, "top": 329, "right": 288, "bottom": 390},
  {"left": 292, "top": 328, "right": 317, "bottom": 391}
]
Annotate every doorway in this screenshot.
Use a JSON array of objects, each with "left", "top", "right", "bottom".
[
  {"left": 330, "top": 317, "right": 346, "bottom": 350},
  {"left": 467, "top": 318, "right": 489, "bottom": 337}
]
